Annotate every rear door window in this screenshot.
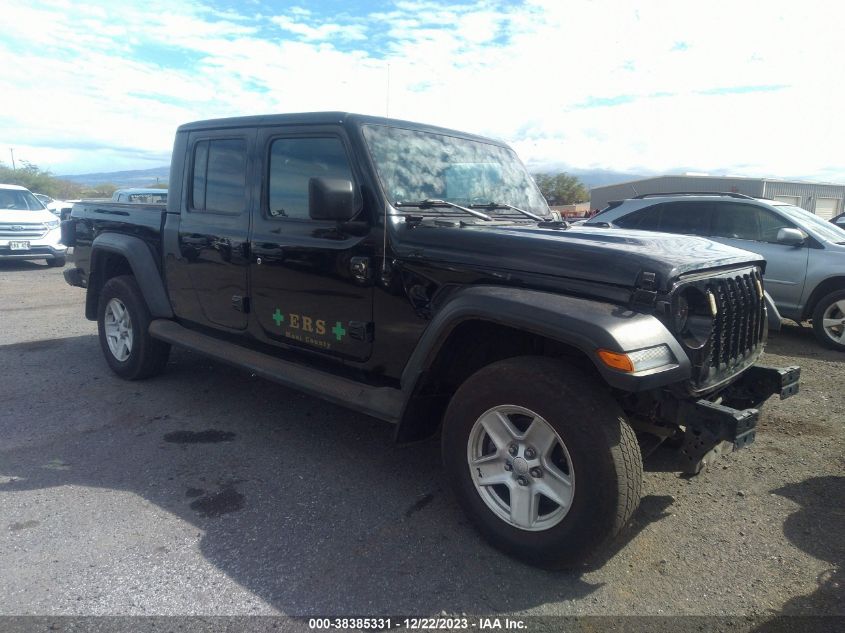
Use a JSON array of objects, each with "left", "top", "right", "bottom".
[
  {"left": 615, "top": 202, "right": 712, "bottom": 235},
  {"left": 191, "top": 138, "right": 247, "bottom": 214},
  {"left": 658, "top": 202, "right": 712, "bottom": 235}
]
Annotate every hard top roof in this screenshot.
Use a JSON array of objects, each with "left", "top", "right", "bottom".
[
  {"left": 176, "top": 112, "right": 507, "bottom": 147},
  {"left": 0, "top": 183, "right": 30, "bottom": 191}
]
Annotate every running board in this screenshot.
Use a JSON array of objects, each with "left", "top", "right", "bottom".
[{"left": 149, "top": 319, "right": 403, "bottom": 423}]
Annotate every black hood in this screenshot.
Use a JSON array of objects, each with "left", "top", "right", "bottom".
[{"left": 394, "top": 221, "right": 765, "bottom": 291}]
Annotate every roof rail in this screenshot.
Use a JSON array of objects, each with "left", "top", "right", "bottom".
[{"left": 632, "top": 191, "right": 755, "bottom": 200}]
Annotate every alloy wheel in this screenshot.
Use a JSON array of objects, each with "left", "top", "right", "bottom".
[
  {"left": 104, "top": 297, "right": 133, "bottom": 361},
  {"left": 467, "top": 405, "right": 575, "bottom": 531}
]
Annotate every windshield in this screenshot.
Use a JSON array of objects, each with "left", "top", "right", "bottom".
[
  {"left": 0, "top": 189, "right": 47, "bottom": 211},
  {"left": 774, "top": 204, "right": 845, "bottom": 243},
  {"left": 362, "top": 124, "right": 549, "bottom": 217}
]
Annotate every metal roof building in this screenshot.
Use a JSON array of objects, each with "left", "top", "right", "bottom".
[{"left": 590, "top": 175, "right": 845, "bottom": 219}]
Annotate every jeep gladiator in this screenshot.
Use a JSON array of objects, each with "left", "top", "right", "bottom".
[{"left": 62, "top": 112, "right": 800, "bottom": 568}]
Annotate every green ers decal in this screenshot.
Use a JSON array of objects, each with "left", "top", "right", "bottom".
[{"left": 271, "top": 308, "right": 346, "bottom": 347}]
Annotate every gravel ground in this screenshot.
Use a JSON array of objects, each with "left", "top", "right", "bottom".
[{"left": 0, "top": 260, "right": 842, "bottom": 619}]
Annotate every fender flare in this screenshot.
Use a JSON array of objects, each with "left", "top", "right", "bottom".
[
  {"left": 399, "top": 285, "right": 691, "bottom": 397},
  {"left": 87, "top": 233, "right": 174, "bottom": 319}
]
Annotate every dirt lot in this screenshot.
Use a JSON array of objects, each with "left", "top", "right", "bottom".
[{"left": 0, "top": 260, "right": 842, "bottom": 619}]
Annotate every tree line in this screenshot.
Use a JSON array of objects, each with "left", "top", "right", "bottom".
[{"left": 531, "top": 172, "right": 589, "bottom": 206}]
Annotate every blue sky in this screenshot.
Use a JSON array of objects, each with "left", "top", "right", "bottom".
[{"left": 1, "top": 0, "right": 843, "bottom": 181}]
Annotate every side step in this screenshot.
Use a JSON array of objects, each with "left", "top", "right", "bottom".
[{"left": 149, "top": 319, "right": 403, "bottom": 423}]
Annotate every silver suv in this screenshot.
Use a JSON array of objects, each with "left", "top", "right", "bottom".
[{"left": 586, "top": 192, "right": 845, "bottom": 350}]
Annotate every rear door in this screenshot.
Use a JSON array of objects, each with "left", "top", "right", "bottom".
[
  {"left": 248, "top": 125, "right": 375, "bottom": 362},
  {"left": 172, "top": 131, "right": 253, "bottom": 331}
]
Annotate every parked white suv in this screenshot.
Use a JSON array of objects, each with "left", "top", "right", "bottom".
[{"left": 0, "top": 184, "right": 67, "bottom": 266}]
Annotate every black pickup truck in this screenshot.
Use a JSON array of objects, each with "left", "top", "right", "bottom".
[{"left": 62, "top": 112, "right": 799, "bottom": 568}]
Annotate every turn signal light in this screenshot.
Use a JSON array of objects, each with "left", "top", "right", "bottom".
[
  {"left": 597, "top": 345, "right": 678, "bottom": 373},
  {"left": 597, "top": 349, "right": 635, "bottom": 372}
]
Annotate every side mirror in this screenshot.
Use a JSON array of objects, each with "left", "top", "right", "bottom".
[
  {"left": 309, "top": 177, "right": 356, "bottom": 221},
  {"left": 777, "top": 227, "right": 805, "bottom": 246}
]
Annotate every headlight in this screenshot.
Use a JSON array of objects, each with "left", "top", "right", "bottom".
[
  {"left": 44, "top": 219, "right": 60, "bottom": 230},
  {"left": 597, "top": 344, "right": 678, "bottom": 373},
  {"left": 627, "top": 345, "right": 677, "bottom": 372},
  {"left": 675, "top": 287, "right": 714, "bottom": 349}
]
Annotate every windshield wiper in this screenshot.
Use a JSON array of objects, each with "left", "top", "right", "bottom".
[
  {"left": 468, "top": 201, "right": 545, "bottom": 222},
  {"left": 395, "top": 199, "right": 492, "bottom": 221}
]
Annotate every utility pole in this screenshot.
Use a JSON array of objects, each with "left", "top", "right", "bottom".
[{"left": 9, "top": 148, "right": 15, "bottom": 171}]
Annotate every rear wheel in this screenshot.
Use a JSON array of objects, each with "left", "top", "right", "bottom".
[
  {"left": 97, "top": 275, "right": 170, "bottom": 379},
  {"left": 812, "top": 290, "right": 845, "bottom": 351},
  {"left": 441, "top": 356, "right": 642, "bottom": 568}
]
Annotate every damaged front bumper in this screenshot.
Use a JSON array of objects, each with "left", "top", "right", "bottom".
[{"left": 678, "top": 365, "right": 801, "bottom": 474}]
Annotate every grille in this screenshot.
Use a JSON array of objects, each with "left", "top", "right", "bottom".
[
  {"left": 678, "top": 267, "right": 766, "bottom": 390},
  {"left": 708, "top": 271, "right": 765, "bottom": 372},
  {"left": 0, "top": 222, "right": 46, "bottom": 239}
]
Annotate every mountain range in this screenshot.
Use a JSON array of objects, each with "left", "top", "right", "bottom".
[{"left": 59, "top": 166, "right": 170, "bottom": 188}]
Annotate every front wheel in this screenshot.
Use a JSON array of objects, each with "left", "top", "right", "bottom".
[
  {"left": 812, "top": 290, "right": 845, "bottom": 351},
  {"left": 97, "top": 275, "right": 170, "bottom": 380},
  {"left": 441, "top": 356, "right": 642, "bottom": 568}
]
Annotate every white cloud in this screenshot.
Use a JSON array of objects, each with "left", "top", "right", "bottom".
[
  {"left": 0, "top": 0, "right": 842, "bottom": 181},
  {"left": 270, "top": 15, "right": 368, "bottom": 41}
]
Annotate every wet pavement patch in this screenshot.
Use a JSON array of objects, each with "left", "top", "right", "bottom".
[
  {"left": 189, "top": 487, "right": 245, "bottom": 518},
  {"left": 9, "top": 520, "right": 39, "bottom": 532},
  {"left": 163, "top": 429, "right": 236, "bottom": 444}
]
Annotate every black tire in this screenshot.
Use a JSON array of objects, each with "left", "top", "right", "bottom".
[
  {"left": 812, "top": 290, "right": 845, "bottom": 351},
  {"left": 97, "top": 275, "right": 170, "bottom": 380},
  {"left": 441, "top": 356, "right": 642, "bottom": 569},
  {"left": 47, "top": 256, "right": 66, "bottom": 267}
]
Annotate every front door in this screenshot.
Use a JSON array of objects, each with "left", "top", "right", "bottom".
[
  {"left": 248, "top": 127, "right": 375, "bottom": 362},
  {"left": 708, "top": 202, "right": 809, "bottom": 316}
]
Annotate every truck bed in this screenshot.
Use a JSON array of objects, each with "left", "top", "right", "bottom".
[{"left": 71, "top": 200, "right": 167, "bottom": 230}]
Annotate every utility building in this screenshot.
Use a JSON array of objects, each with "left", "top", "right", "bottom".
[{"left": 590, "top": 175, "right": 845, "bottom": 219}]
